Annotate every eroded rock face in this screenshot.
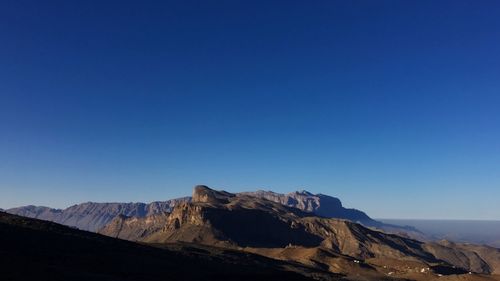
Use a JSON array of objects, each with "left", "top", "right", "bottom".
[{"left": 165, "top": 202, "right": 206, "bottom": 228}]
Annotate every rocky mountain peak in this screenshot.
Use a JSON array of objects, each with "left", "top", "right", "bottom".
[{"left": 192, "top": 185, "right": 235, "bottom": 204}]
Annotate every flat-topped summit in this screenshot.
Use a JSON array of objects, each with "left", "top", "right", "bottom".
[{"left": 192, "top": 185, "right": 235, "bottom": 204}]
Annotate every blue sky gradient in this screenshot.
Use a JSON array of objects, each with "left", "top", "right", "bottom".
[{"left": 1, "top": 1, "right": 499, "bottom": 219}]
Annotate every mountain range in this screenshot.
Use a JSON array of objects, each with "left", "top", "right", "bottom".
[
  {"left": 97, "top": 185, "right": 500, "bottom": 280},
  {"left": 6, "top": 188, "right": 413, "bottom": 235},
  {"left": 6, "top": 197, "right": 190, "bottom": 232},
  {"left": 5, "top": 185, "right": 500, "bottom": 281}
]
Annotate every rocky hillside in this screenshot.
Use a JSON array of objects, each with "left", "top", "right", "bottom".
[
  {"left": 100, "top": 186, "right": 500, "bottom": 280},
  {"left": 6, "top": 198, "right": 190, "bottom": 232}
]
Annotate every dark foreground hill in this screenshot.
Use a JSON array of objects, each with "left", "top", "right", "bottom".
[{"left": 0, "top": 211, "right": 336, "bottom": 281}]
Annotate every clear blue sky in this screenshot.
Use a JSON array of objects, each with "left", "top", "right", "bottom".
[{"left": 1, "top": 1, "right": 499, "bottom": 219}]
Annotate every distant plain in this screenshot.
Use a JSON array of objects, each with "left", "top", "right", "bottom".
[{"left": 381, "top": 219, "right": 500, "bottom": 248}]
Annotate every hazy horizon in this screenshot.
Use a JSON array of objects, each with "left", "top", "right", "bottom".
[{"left": 1, "top": 1, "right": 499, "bottom": 220}]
